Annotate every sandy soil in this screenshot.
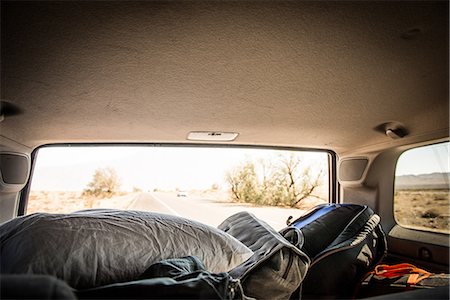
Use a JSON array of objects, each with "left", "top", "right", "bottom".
[
  {"left": 28, "top": 190, "right": 325, "bottom": 214},
  {"left": 188, "top": 190, "right": 326, "bottom": 209},
  {"left": 28, "top": 189, "right": 448, "bottom": 234},
  {"left": 394, "top": 190, "right": 449, "bottom": 234},
  {"left": 27, "top": 191, "right": 136, "bottom": 214}
]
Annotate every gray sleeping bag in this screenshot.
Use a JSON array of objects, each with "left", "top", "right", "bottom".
[{"left": 0, "top": 210, "right": 253, "bottom": 289}]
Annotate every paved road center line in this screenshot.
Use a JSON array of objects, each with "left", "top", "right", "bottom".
[{"left": 150, "top": 193, "right": 181, "bottom": 216}]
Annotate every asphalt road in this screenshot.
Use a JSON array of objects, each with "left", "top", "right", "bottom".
[{"left": 126, "top": 192, "right": 308, "bottom": 230}]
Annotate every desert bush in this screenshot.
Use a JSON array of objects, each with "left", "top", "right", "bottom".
[
  {"left": 82, "top": 167, "right": 121, "bottom": 198},
  {"left": 226, "top": 161, "right": 262, "bottom": 204},
  {"left": 132, "top": 186, "right": 142, "bottom": 193},
  {"left": 226, "top": 154, "right": 324, "bottom": 207}
]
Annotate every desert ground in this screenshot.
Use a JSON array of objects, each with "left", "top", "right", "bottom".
[
  {"left": 27, "top": 191, "right": 133, "bottom": 214},
  {"left": 394, "top": 189, "right": 449, "bottom": 234},
  {"left": 27, "top": 189, "right": 449, "bottom": 233},
  {"left": 26, "top": 190, "right": 325, "bottom": 230}
]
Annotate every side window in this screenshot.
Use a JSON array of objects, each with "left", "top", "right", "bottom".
[{"left": 394, "top": 142, "right": 449, "bottom": 234}]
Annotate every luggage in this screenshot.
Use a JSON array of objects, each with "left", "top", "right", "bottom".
[
  {"left": 76, "top": 256, "right": 240, "bottom": 300},
  {"left": 281, "top": 204, "right": 387, "bottom": 299},
  {"left": 219, "top": 211, "right": 310, "bottom": 300},
  {"left": 79, "top": 211, "right": 311, "bottom": 300},
  {"left": 1, "top": 274, "right": 77, "bottom": 300}
]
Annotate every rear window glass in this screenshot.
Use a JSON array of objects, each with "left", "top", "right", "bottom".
[
  {"left": 27, "top": 146, "right": 330, "bottom": 230},
  {"left": 394, "top": 142, "right": 450, "bottom": 234}
]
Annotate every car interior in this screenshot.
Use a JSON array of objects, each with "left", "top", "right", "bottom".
[{"left": 1, "top": 1, "right": 449, "bottom": 299}]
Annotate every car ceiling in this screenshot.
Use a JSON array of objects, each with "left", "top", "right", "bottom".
[{"left": 1, "top": 1, "right": 448, "bottom": 155}]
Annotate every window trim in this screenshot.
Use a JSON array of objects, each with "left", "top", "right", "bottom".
[
  {"left": 392, "top": 140, "right": 449, "bottom": 235},
  {"left": 19, "top": 143, "right": 337, "bottom": 216}
]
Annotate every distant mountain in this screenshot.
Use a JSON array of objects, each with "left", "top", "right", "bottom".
[{"left": 396, "top": 172, "right": 450, "bottom": 190}]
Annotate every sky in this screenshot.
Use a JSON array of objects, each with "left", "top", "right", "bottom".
[
  {"left": 30, "top": 146, "right": 329, "bottom": 192},
  {"left": 30, "top": 142, "right": 449, "bottom": 192},
  {"left": 395, "top": 142, "right": 449, "bottom": 176}
]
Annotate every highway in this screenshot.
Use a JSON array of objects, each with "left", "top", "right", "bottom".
[{"left": 125, "top": 192, "right": 308, "bottom": 230}]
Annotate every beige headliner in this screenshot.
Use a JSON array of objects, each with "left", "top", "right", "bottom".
[{"left": 1, "top": 1, "right": 448, "bottom": 155}]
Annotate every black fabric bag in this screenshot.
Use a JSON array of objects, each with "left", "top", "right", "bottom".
[
  {"left": 76, "top": 256, "right": 242, "bottom": 300},
  {"left": 219, "top": 211, "right": 310, "bottom": 300},
  {"left": 282, "top": 204, "right": 387, "bottom": 299},
  {"left": 1, "top": 274, "right": 77, "bottom": 299}
]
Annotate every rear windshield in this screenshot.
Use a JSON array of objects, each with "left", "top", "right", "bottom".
[{"left": 27, "top": 146, "right": 330, "bottom": 230}]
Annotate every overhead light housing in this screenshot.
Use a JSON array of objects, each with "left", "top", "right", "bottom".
[
  {"left": 385, "top": 128, "right": 407, "bottom": 139},
  {"left": 373, "top": 121, "right": 409, "bottom": 139},
  {"left": 187, "top": 131, "right": 239, "bottom": 142}
]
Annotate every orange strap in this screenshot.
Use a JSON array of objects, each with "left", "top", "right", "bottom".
[
  {"left": 372, "top": 263, "right": 432, "bottom": 285},
  {"left": 406, "top": 273, "right": 431, "bottom": 285}
]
